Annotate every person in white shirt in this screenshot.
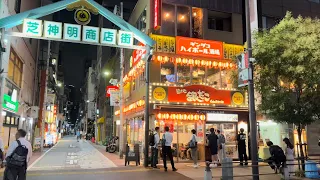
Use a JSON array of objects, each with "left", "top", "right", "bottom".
[
  {"left": 151, "top": 127, "right": 160, "bottom": 168},
  {"left": 4, "top": 129, "right": 32, "bottom": 180},
  {"left": 162, "top": 126, "right": 177, "bottom": 172},
  {"left": 189, "top": 129, "right": 198, "bottom": 168}
]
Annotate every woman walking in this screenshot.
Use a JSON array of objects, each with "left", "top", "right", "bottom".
[
  {"left": 189, "top": 129, "right": 198, "bottom": 168},
  {"left": 283, "top": 138, "right": 294, "bottom": 176}
]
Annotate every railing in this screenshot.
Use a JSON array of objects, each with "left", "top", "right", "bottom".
[{"left": 204, "top": 158, "right": 320, "bottom": 180}]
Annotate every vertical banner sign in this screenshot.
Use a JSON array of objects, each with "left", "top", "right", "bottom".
[
  {"left": 154, "top": 0, "right": 161, "bottom": 30},
  {"left": 110, "top": 90, "right": 120, "bottom": 106},
  {"left": 237, "top": 53, "right": 249, "bottom": 87}
]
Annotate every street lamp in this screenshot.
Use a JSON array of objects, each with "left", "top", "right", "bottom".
[{"left": 103, "top": 71, "right": 110, "bottom": 77}]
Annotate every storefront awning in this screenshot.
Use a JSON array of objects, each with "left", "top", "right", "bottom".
[{"left": 97, "top": 117, "right": 105, "bottom": 124}]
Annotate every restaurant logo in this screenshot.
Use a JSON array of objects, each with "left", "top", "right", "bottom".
[
  {"left": 153, "top": 87, "right": 167, "bottom": 101},
  {"left": 232, "top": 92, "right": 245, "bottom": 105},
  {"left": 176, "top": 88, "right": 224, "bottom": 104},
  {"left": 74, "top": 8, "right": 91, "bottom": 25},
  {"left": 176, "top": 36, "right": 223, "bottom": 59}
]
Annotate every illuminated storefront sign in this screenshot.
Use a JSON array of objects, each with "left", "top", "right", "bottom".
[
  {"left": 223, "top": 43, "right": 244, "bottom": 60},
  {"left": 154, "top": 0, "right": 161, "bottom": 30},
  {"left": 176, "top": 36, "right": 223, "bottom": 59},
  {"left": 114, "top": 100, "right": 145, "bottom": 115},
  {"left": 206, "top": 113, "right": 238, "bottom": 122},
  {"left": 150, "top": 34, "right": 175, "bottom": 53},
  {"left": 131, "top": 42, "right": 146, "bottom": 68},
  {"left": 150, "top": 85, "right": 246, "bottom": 106},
  {"left": 106, "top": 86, "right": 119, "bottom": 97},
  {"left": 3, "top": 94, "right": 19, "bottom": 113},
  {"left": 156, "top": 112, "right": 206, "bottom": 121}
]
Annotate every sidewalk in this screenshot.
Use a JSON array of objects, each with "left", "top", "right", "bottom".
[{"left": 89, "top": 141, "right": 124, "bottom": 167}]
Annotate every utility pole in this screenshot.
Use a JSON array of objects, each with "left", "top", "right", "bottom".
[
  {"left": 143, "top": 48, "right": 152, "bottom": 167},
  {"left": 245, "top": 0, "right": 259, "bottom": 179},
  {"left": 119, "top": 2, "right": 125, "bottom": 159},
  {"left": 40, "top": 40, "right": 51, "bottom": 152}
]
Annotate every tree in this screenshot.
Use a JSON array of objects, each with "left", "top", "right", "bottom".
[{"left": 253, "top": 12, "right": 320, "bottom": 168}]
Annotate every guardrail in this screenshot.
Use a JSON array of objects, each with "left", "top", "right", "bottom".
[{"left": 204, "top": 158, "right": 320, "bottom": 180}]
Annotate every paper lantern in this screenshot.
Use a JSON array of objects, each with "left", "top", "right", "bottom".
[
  {"left": 195, "top": 115, "right": 200, "bottom": 120},
  {"left": 189, "top": 115, "right": 194, "bottom": 120},
  {"left": 200, "top": 115, "right": 206, "bottom": 120}
]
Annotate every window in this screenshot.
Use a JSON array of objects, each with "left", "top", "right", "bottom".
[
  {"left": 8, "top": 48, "right": 23, "bottom": 87},
  {"left": 191, "top": 66, "right": 205, "bottom": 83},
  {"left": 5, "top": 80, "right": 19, "bottom": 97},
  {"left": 134, "top": 8, "right": 147, "bottom": 45},
  {"left": 192, "top": 8, "right": 203, "bottom": 38},
  {"left": 162, "top": 3, "right": 176, "bottom": 36},
  {"left": 177, "top": 6, "right": 190, "bottom": 37},
  {"left": 161, "top": 61, "right": 175, "bottom": 83},
  {"left": 177, "top": 64, "right": 191, "bottom": 85},
  {"left": 208, "top": 11, "right": 232, "bottom": 32},
  {"left": 262, "top": 16, "right": 279, "bottom": 30},
  {"left": 14, "top": 0, "right": 21, "bottom": 13},
  {"left": 206, "top": 68, "right": 221, "bottom": 88}
]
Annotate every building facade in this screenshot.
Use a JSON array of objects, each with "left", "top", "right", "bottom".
[
  {"left": 0, "top": 0, "right": 41, "bottom": 148},
  {"left": 113, "top": 0, "right": 249, "bottom": 161}
]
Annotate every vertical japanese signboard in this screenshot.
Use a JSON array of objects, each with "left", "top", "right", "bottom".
[
  {"left": 154, "top": 0, "right": 161, "bottom": 30},
  {"left": 237, "top": 53, "right": 249, "bottom": 87},
  {"left": 150, "top": 34, "right": 175, "bottom": 53}
]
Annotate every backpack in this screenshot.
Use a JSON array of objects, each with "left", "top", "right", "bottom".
[
  {"left": 149, "top": 132, "right": 155, "bottom": 146},
  {"left": 6, "top": 140, "right": 28, "bottom": 168},
  {"left": 219, "top": 134, "right": 226, "bottom": 144},
  {"left": 189, "top": 135, "right": 197, "bottom": 148}
]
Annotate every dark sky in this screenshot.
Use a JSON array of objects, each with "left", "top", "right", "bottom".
[{"left": 54, "top": 0, "right": 138, "bottom": 123}]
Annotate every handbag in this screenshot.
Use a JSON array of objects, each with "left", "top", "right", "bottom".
[{"left": 189, "top": 135, "right": 197, "bottom": 148}]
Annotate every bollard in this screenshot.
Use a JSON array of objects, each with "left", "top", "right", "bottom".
[
  {"left": 222, "top": 158, "right": 233, "bottom": 180},
  {"left": 204, "top": 161, "right": 212, "bottom": 180}
]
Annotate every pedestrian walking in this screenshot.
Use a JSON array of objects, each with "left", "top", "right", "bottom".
[
  {"left": 151, "top": 127, "right": 160, "bottom": 168},
  {"left": 217, "top": 130, "right": 226, "bottom": 165},
  {"left": 0, "top": 137, "right": 4, "bottom": 168},
  {"left": 162, "top": 126, "right": 177, "bottom": 172},
  {"left": 207, "top": 128, "right": 219, "bottom": 167},
  {"left": 189, "top": 129, "right": 198, "bottom": 168},
  {"left": 76, "top": 130, "right": 80, "bottom": 142},
  {"left": 237, "top": 128, "right": 248, "bottom": 166},
  {"left": 267, "top": 141, "right": 286, "bottom": 174},
  {"left": 79, "top": 130, "right": 83, "bottom": 140},
  {"left": 283, "top": 138, "right": 294, "bottom": 176},
  {"left": 4, "top": 129, "right": 32, "bottom": 180}
]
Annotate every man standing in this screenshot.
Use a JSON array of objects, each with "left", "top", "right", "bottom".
[
  {"left": 237, "top": 128, "right": 248, "bottom": 166},
  {"left": 208, "top": 128, "right": 219, "bottom": 167},
  {"left": 4, "top": 129, "right": 32, "bottom": 180},
  {"left": 162, "top": 126, "right": 177, "bottom": 172},
  {"left": 152, "top": 127, "right": 160, "bottom": 168},
  {"left": 217, "top": 130, "right": 226, "bottom": 165}
]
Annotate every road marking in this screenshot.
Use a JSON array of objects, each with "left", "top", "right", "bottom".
[
  {"left": 22, "top": 169, "right": 149, "bottom": 176},
  {"left": 27, "top": 141, "right": 61, "bottom": 171}
]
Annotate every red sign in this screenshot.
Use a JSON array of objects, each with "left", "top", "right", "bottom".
[
  {"left": 53, "top": 105, "right": 57, "bottom": 116},
  {"left": 131, "top": 43, "right": 146, "bottom": 67},
  {"left": 176, "top": 36, "right": 223, "bottom": 59},
  {"left": 106, "top": 86, "right": 119, "bottom": 97},
  {"left": 154, "top": 0, "right": 161, "bottom": 29},
  {"left": 168, "top": 85, "right": 231, "bottom": 105}
]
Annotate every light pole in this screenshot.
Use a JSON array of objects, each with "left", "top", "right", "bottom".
[{"left": 245, "top": 0, "right": 259, "bottom": 179}]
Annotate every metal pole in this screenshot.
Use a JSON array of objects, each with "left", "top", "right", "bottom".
[
  {"left": 40, "top": 40, "right": 51, "bottom": 152},
  {"left": 0, "top": 29, "right": 5, "bottom": 138},
  {"left": 119, "top": 2, "right": 125, "bottom": 159},
  {"left": 245, "top": 0, "right": 259, "bottom": 179},
  {"left": 144, "top": 50, "right": 152, "bottom": 167}
]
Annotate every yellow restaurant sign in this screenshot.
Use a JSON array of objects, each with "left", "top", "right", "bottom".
[
  {"left": 150, "top": 34, "right": 175, "bottom": 53},
  {"left": 223, "top": 43, "right": 244, "bottom": 60}
]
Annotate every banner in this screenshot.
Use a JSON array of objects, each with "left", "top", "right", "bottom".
[
  {"left": 237, "top": 53, "right": 249, "bottom": 87},
  {"left": 110, "top": 90, "right": 120, "bottom": 106},
  {"left": 223, "top": 43, "right": 244, "bottom": 60}
]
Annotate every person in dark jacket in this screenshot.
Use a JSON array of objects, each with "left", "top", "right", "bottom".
[
  {"left": 236, "top": 128, "right": 248, "bottom": 166},
  {"left": 267, "top": 141, "right": 286, "bottom": 173},
  {"left": 207, "top": 128, "right": 219, "bottom": 167}
]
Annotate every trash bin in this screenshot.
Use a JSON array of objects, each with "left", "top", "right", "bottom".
[{"left": 305, "top": 160, "right": 320, "bottom": 179}]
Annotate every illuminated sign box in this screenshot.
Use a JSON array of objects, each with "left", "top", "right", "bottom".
[{"left": 206, "top": 113, "right": 238, "bottom": 122}]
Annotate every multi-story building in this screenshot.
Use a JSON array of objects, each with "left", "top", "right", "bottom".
[
  {"left": 0, "top": 0, "right": 41, "bottom": 147},
  {"left": 114, "top": 0, "right": 248, "bottom": 161}
]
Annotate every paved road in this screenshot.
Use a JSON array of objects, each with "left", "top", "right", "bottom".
[{"left": 0, "top": 136, "right": 191, "bottom": 180}]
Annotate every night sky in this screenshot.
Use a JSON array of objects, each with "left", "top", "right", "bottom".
[{"left": 54, "top": 0, "right": 138, "bottom": 122}]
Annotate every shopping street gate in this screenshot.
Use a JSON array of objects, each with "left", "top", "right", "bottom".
[{"left": 0, "top": 0, "right": 155, "bottom": 50}]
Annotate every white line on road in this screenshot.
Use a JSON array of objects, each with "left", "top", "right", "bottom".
[{"left": 27, "top": 141, "right": 61, "bottom": 171}]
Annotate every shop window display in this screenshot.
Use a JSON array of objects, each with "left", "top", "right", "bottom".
[
  {"left": 192, "top": 66, "right": 205, "bottom": 84},
  {"left": 161, "top": 61, "right": 175, "bottom": 83},
  {"left": 177, "top": 64, "right": 191, "bottom": 85},
  {"left": 206, "top": 68, "right": 221, "bottom": 87}
]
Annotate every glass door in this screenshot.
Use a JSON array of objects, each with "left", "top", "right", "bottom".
[{"left": 221, "top": 123, "right": 238, "bottom": 159}]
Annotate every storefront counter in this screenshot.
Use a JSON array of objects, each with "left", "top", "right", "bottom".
[{"left": 258, "top": 146, "right": 271, "bottom": 160}]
